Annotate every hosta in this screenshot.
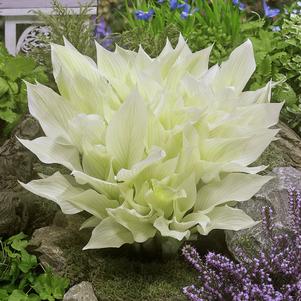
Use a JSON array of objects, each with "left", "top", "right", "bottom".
[{"left": 19, "top": 36, "right": 281, "bottom": 250}]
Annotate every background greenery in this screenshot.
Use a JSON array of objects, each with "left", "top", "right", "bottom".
[
  {"left": 0, "top": 44, "right": 47, "bottom": 141},
  {"left": 0, "top": 233, "right": 69, "bottom": 301}
]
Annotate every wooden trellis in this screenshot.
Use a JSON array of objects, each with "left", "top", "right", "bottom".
[{"left": 0, "top": 0, "right": 97, "bottom": 55}]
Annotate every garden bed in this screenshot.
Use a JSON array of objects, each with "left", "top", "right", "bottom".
[{"left": 1, "top": 1, "right": 301, "bottom": 300}]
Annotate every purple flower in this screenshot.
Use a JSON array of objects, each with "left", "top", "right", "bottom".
[
  {"left": 101, "top": 38, "right": 113, "bottom": 49},
  {"left": 182, "top": 187, "right": 301, "bottom": 301},
  {"left": 134, "top": 8, "right": 155, "bottom": 21},
  {"left": 262, "top": 0, "right": 280, "bottom": 18},
  {"left": 94, "top": 17, "right": 109, "bottom": 37},
  {"left": 93, "top": 17, "right": 112, "bottom": 49}
]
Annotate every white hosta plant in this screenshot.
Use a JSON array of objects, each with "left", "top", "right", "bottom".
[{"left": 19, "top": 36, "right": 282, "bottom": 250}]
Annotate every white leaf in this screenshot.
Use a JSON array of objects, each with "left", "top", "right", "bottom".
[
  {"left": 18, "top": 136, "right": 82, "bottom": 171},
  {"left": 196, "top": 173, "right": 272, "bottom": 210},
  {"left": 19, "top": 172, "right": 83, "bottom": 214},
  {"left": 197, "top": 205, "right": 258, "bottom": 235},
  {"left": 212, "top": 39, "right": 256, "bottom": 94},
  {"left": 108, "top": 206, "right": 156, "bottom": 243},
  {"left": 68, "top": 189, "right": 118, "bottom": 219},
  {"left": 80, "top": 216, "right": 101, "bottom": 230},
  {"left": 83, "top": 217, "right": 134, "bottom": 249},
  {"left": 72, "top": 170, "right": 119, "bottom": 200},
  {"left": 154, "top": 216, "right": 190, "bottom": 241},
  {"left": 106, "top": 90, "right": 148, "bottom": 170},
  {"left": 116, "top": 147, "right": 166, "bottom": 182},
  {"left": 26, "top": 82, "right": 76, "bottom": 141}
]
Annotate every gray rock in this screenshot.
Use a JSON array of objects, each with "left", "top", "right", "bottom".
[
  {"left": 0, "top": 191, "right": 28, "bottom": 236},
  {"left": 0, "top": 114, "right": 60, "bottom": 237},
  {"left": 275, "top": 122, "right": 301, "bottom": 169},
  {"left": 63, "top": 281, "right": 98, "bottom": 301},
  {"left": 254, "top": 121, "right": 301, "bottom": 172},
  {"left": 226, "top": 166, "right": 300, "bottom": 259},
  {"left": 28, "top": 214, "right": 90, "bottom": 275},
  {"left": 227, "top": 120, "right": 301, "bottom": 259}
]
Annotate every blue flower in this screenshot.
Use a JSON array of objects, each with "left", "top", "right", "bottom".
[
  {"left": 180, "top": 3, "right": 191, "bottom": 18},
  {"left": 238, "top": 2, "right": 246, "bottom": 10},
  {"left": 262, "top": 0, "right": 280, "bottom": 18},
  {"left": 134, "top": 9, "right": 155, "bottom": 21},
  {"left": 93, "top": 17, "right": 113, "bottom": 49},
  {"left": 157, "top": 0, "right": 165, "bottom": 3},
  {"left": 178, "top": 3, "right": 190, "bottom": 11},
  {"left": 169, "top": 0, "right": 178, "bottom": 10},
  {"left": 94, "top": 17, "right": 111, "bottom": 38},
  {"left": 170, "top": 0, "right": 189, "bottom": 10},
  {"left": 232, "top": 0, "right": 246, "bottom": 11},
  {"left": 169, "top": 0, "right": 195, "bottom": 18}
]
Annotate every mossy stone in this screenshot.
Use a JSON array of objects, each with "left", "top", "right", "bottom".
[
  {"left": 63, "top": 247, "right": 197, "bottom": 301},
  {"left": 29, "top": 215, "right": 198, "bottom": 301}
]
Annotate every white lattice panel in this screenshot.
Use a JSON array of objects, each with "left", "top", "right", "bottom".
[{"left": 0, "top": 0, "right": 97, "bottom": 55}]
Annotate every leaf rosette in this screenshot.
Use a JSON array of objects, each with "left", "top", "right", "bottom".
[{"left": 19, "top": 36, "right": 282, "bottom": 250}]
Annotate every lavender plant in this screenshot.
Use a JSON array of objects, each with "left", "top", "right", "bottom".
[{"left": 182, "top": 188, "right": 301, "bottom": 301}]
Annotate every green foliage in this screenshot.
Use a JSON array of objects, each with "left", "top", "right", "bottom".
[
  {"left": 0, "top": 233, "right": 69, "bottom": 301},
  {"left": 118, "top": 0, "right": 244, "bottom": 60},
  {"left": 187, "top": 11, "right": 264, "bottom": 65},
  {"left": 115, "top": 0, "right": 193, "bottom": 57},
  {"left": 0, "top": 44, "right": 47, "bottom": 138},
  {"left": 116, "top": 23, "right": 180, "bottom": 57},
  {"left": 274, "top": 16, "right": 301, "bottom": 133},
  {"left": 244, "top": 15, "right": 301, "bottom": 135},
  {"left": 123, "top": 0, "right": 199, "bottom": 36},
  {"left": 29, "top": 0, "right": 96, "bottom": 79},
  {"left": 98, "top": 0, "right": 134, "bottom": 33},
  {"left": 193, "top": 0, "right": 242, "bottom": 43}
]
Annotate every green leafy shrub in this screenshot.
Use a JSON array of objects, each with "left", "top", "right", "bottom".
[
  {"left": 244, "top": 15, "right": 301, "bottom": 135},
  {"left": 272, "top": 16, "right": 301, "bottom": 133},
  {"left": 0, "top": 44, "right": 47, "bottom": 138},
  {"left": 0, "top": 233, "right": 69, "bottom": 301},
  {"left": 116, "top": 23, "right": 180, "bottom": 57}
]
